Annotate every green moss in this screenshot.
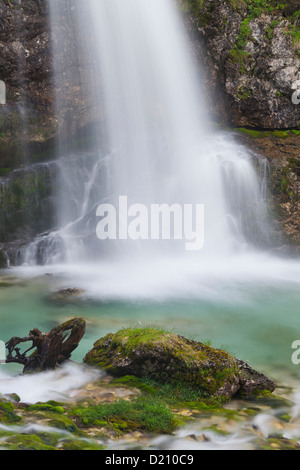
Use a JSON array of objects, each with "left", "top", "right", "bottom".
[
  {"left": 0, "top": 401, "right": 22, "bottom": 424},
  {"left": 278, "top": 413, "right": 292, "bottom": 422},
  {"left": 70, "top": 397, "right": 176, "bottom": 434},
  {"left": 84, "top": 328, "right": 239, "bottom": 397},
  {"left": 111, "top": 375, "right": 157, "bottom": 395},
  {"left": 258, "top": 437, "right": 300, "bottom": 451},
  {"left": 244, "top": 390, "right": 294, "bottom": 408},
  {"left": 35, "top": 432, "right": 61, "bottom": 448},
  {"left": 234, "top": 127, "right": 300, "bottom": 138},
  {"left": 236, "top": 18, "right": 252, "bottom": 49},
  {"left": 24, "top": 407, "right": 80, "bottom": 434},
  {"left": 0, "top": 165, "right": 56, "bottom": 242},
  {"left": 270, "top": 156, "right": 300, "bottom": 202},
  {"left": 265, "top": 19, "right": 281, "bottom": 40},
  {"left": 60, "top": 439, "right": 106, "bottom": 451},
  {"left": 2, "top": 434, "right": 57, "bottom": 451},
  {"left": 110, "top": 327, "right": 172, "bottom": 355},
  {"left": 46, "top": 415, "right": 80, "bottom": 434},
  {"left": 228, "top": 48, "right": 250, "bottom": 73},
  {"left": 237, "top": 85, "right": 252, "bottom": 100},
  {"left": 27, "top": 404, "right": 65, "bottom": 414},
  {"left": 203, "top": 425, "right": 230, "bottom": 436}
]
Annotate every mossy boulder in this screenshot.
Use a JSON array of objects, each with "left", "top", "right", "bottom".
[{"left": 84, "top": 328, "right": 275, "bottom": 399}]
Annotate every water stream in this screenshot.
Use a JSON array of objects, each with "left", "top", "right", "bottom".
[{"left": 1, "top": 0, "right": 300, "bottom": 450}]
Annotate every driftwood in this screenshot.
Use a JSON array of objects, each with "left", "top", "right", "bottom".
[{"left": 5, "top": 318, "right": 86, "bottom": 373}]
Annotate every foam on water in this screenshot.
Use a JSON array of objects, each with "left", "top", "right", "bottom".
[{"left": 0, "top": 362, "right": 102, "bottom": 404}]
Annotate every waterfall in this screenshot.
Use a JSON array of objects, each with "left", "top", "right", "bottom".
[{"left": 24, "top": 0, "right": 273, "bottom": 268}]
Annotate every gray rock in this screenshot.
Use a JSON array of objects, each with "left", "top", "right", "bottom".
[{"left": 84, "top": 328, "right": 276, "bottom": 400}]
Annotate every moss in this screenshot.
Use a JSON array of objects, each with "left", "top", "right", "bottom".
[
  {"left": 0, "top": 401, "right": 22, "bottom": 424},
  {"left": 236, "top": 18, "right": 252, "bottom": 49},
  {"left": 228, "top": 48, "right": 250, "bottom": 73},
  {"left": 258, "top": 437, "right": 300, "bottom": 451},
  {"left": 203, "top": 425, "right": 231, "bottom": 436},
  {"left": 237, "top": 85, "right": 252, "bottom": 100},
  {"left": 60, "top": 439, "right": 106, "bottom": 451},
  {"left": 24, "top": 408, "right": 80, "bottom": 434},
  {"left": 2, "top": 434, "right": 57, "bottom": 451},
  {"left": 70, "top": 397, "right": 177, "bottom": 435},
  {"left": 0, "top": 164, "right": 56, "bottom": 242},
  {"left": 34, "top": 432, "right": 61, "bottom": 448},
  {"left": 244, "top": 390, "right": 294, "bottom": 408},
  {"left": 234, "top": 127, "right": 300, "bottom": 138},
  {"left": 278, "top": 413, "right": 292, "bottom": 422},
  {"left": 45, "top": 415, "right": 80, "bottom": 434},
  {"left": 111, "top": 375, "right": 157, "bottom": 395},
  {"left": 270, "top": 156, "right": 300, "bottom": 202},
  {"left": 84, "top": 327, "right": 239, "bottom": 397},
  {"left": 27, "top": 404, "right": 65, "bottom": 414},
  {"left": 139, "top": 376, "right": 225, "bottom": 405},
  {"left": 265, "top": 19, "right": 281, "bottom": 40}
]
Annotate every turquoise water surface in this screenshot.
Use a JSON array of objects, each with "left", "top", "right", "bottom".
[{"left": 1, "top": 258, "right": 300, "bottom": 387}]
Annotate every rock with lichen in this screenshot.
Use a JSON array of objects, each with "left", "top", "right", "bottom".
[
  {"left": 84, "top": 328, "right": 275, "bottom": 400},
  {"left": 179, "top": 0, "right": 300, "bottom": 129}
]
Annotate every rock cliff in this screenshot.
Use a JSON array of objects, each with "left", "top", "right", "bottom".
[{"left": 179, "top": 0, "right": 300, "bottom": 129}]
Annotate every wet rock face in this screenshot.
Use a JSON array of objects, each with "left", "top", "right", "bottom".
[
  {"left": 84, "top": 328, "right": 275, "bottom": 400},
  {"left": 0, "top": 0, "right": 56, "bottom": 170},
  {"left": 234, "top": 132, "right": 300, "bottom": 250},
  {"left": 181, "top": 0, "right": 300, "bottom": 129},
  {"left": 0, "top": 0, "right": 51, "bottom": 107},
  {"left": 0, "top": 161, "right": 61, "bottom": 266}
]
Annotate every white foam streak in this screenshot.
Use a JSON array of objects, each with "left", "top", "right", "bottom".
[{"left": 0, "top": 362, "right": 102, "bottom": 404}]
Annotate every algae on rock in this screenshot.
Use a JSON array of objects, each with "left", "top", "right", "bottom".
[{"left": 84, "top": 328, "right": 275, "bottom": 400}]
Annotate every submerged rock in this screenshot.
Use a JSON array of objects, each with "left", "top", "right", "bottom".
[
  {"left": 84, "top": 328, "right": 275, "bottom": 400},
  {"left": 49, "top": 287, "right": 85, "bottom": 304}
]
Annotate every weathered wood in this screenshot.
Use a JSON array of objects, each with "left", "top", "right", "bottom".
[{"left": 5, "top": 318, "right": 86, "bottom": 373}]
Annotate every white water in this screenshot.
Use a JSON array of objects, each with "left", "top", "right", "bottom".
[
  {"left": 39, "top": 0, "right": 275, "bottom": 269},
  {"left": 2, "top": 1, "right": 300, "bottom": 452},
  {"left": 0, "top": 362, "right": 102, "bottom": 404}
]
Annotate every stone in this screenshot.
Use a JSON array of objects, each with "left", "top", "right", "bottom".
[
  {"left": 180, "top": 0, "right": 300, "bottom": 129},
  {"left": 84, "top": 328, "right": 275, "bottom": 400},
  {"left": 49, "top": 287, "right": 85, "bottom": 304}
]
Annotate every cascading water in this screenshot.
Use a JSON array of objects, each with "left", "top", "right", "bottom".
[
  {"left": 4, "top": 1, "right": 300, "bottom": 451},
  {"left": 38, "top": 0, "right": 273, "bottom": 269}
]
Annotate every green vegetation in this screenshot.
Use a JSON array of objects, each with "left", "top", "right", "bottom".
[
  {"left": 84, "top": 327, "right": 240, "bottom": 397},
  {"left": 288, "top": 18, "right": 300, "bottom": 53},
  {"left": 26, "top": 403, "right": 65, "bottom": 414},
  {"left": 265, "top": 19, "right": 281, "bottom": 40},
  {"left": 71, "top": 397, "right": 177, "bottom": 434},
  {"left": 237, "top": 85, "right": 252, "bottom": 100},
  {"left": 178, "top": 1, "right": 299, "bottom": 72},
  {"left": 0, "top": 401, "right": 22, "bottom": 424},
  {"left": 2, "top": 434, "right": 58, "bottom": 451},
  {"left": 234, "top": 127, "right": 300, "bottom": 138}
]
